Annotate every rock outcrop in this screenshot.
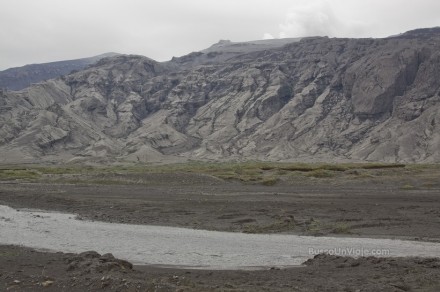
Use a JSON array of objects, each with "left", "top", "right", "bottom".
[
  {"left": 0, "top": 53, "right": 119, "bottom": 91},
  {"left": 1, "top": 28, "right": 440, "bottom": 163}
]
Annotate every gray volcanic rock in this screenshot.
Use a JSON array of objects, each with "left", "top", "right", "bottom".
[
  {"left": 0, "top": 53, "right": 119, "bottom": 91},
  {"left": 1, "top": 29, "right": 440, "bottom": 163},
  {"left": 169, "top": 38, "right": 301, "bottom": 68}
]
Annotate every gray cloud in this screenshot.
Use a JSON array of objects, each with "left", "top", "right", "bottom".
[
  {"left": 0, "top": 0, "right": 439, "bottom": 70},
  {"left": 276, "top": 0, "right": 366, "bottom": 38},
  {"left": 274, "top": 0, "right": 440, "bottom": 38}
]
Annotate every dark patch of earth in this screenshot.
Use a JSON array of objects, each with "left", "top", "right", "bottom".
[
  {"left": 1, "top": 245, "right": 440, "bottom": 291},
  {"left": 0, "top": 172, "right": 439, "bottom": 240},
  {"left": 1, "top": 173, "right": 440, "bottom": 290}
]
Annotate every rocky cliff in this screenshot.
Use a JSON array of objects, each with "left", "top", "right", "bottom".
[
  {"left": 1, "top": 29, "right": 440, "bottom": 163},
  {"left": 0, "top": 53, "right": 119, "bottom": 91}
]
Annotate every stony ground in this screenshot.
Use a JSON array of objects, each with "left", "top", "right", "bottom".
[
  {"left": 1, "top": 245, "right": 440, "bottom": 292},
  {"left": 0, "top": 164, "right": 440, "bottom": 291},
  {"left": 1, "top": 167, "right": 440, "bottom": 240}
]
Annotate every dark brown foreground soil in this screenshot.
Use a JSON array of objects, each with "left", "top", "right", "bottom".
[
  {"left": 0, "top": 171, "right": 440, "bottom": 240},
  {"left": 1, "top": 245, "right": 440, "bottom": 292},
  {"left": 1, "top": 169, "right": 440, "bottom": 291}
]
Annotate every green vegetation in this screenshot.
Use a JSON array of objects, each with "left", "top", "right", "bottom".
[
  {"left": 304, "top": 219, "right": 323, "bottom": 235},
  {"left": 0, "top": 169, "right": 40, "bottom": 180},
  {"left": 243, "top": 219, "right": 295, "bottom": 234},
  {"left": 331, "top": 222, "right": 352, "bottom": 234},
  {"left": 261, "top": 176, "right": 279, "bottom": 186},
  {"left": 401, "top": 184, "right": 415, "bottom": 190},
  {"left": 0, "top": 250, "right": 20, "bottom": 257},
  {"left": 306, "top": 169, "right": 335, "bottom": 178},
  {"left": 0, "top": 161, "right": 438, "bottom": 186},
  {"left": 302, "top": 219, "right": 353, "bottom": 235}
]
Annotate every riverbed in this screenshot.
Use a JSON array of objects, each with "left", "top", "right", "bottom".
[{"left": 1, "top": 204, "right": 440, "bottom": 269}]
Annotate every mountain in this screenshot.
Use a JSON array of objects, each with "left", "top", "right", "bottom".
[
  {"left": 170, "top": 38, "right": 301, "bottom": 68},
  {"left": 0, "top": 53, "right": 120, "bottom": 91},
  {"left": 1, "top": 28, "right": 440, "bottom": 164}
]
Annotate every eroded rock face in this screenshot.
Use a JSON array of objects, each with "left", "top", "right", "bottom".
[
  {"left": 0, "top": 53, "right": 119, "bottom": 91},
  {"left": 1, "top": 28, "right": 440, "bottom": 163}
]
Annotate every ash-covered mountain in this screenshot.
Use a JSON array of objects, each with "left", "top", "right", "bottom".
[
  {"left": 1, "top": 29, "right": 440, "bottom": 164},
  {"left": 0, "top": 53, "right": 119, "bottom": 91}
]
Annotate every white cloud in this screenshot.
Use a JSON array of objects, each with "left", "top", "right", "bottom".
[
  {"left": 263, "top": 33, "right": 275, "bottom": 40},
  {"left": 276, "top": 0, "right": 440, "bottom": 39},
  {"left": 278, "top": 0, "right": 367, "bottom": 38},
  {"left": 0, "top": 0, "right": 440, "bottom": 70}
]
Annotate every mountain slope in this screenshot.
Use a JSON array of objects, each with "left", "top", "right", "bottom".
[
  {"left": 1, "top": 29, "right": 440, "bottom": 163},
  {"left": 169, "top": 38, "right": 301, "bottom": 68},
  {"left": 0, "top": 53, "right": 119, "bottom": 91}
]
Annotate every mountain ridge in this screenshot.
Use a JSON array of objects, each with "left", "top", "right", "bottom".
[
  {"left": 0, "top": 52, "right": 120, "bottom": 91},
  {"left": 1, "top": 28, "right": 440, "bottom": 164}
]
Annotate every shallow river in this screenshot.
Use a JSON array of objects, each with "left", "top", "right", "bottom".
[{"left": 1, "top": 205, "right": 439, "bottom": 269}]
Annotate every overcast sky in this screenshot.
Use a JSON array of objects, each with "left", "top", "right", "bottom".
[{"left": 1, "top": 0, "right": 440, "bottom": 70}]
